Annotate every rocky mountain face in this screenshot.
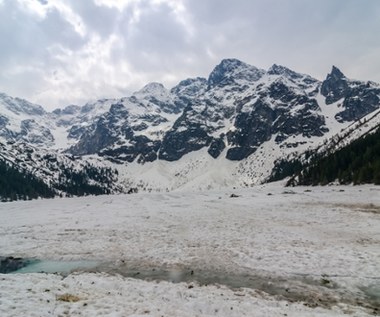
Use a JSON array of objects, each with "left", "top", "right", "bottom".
[
  {"left": 68, "top": 60, "right": 379, "bottom": 164},
  {"left": 0, "top": 140, "right": 120, "bottom": 199},
  {"left": 0, "top": 58, "right": 379, "bottom": 195},
  {"left": 321, "top": 66, "right": 380, "bottom": 122},
  {"left": 268, "top": 107, "right": 380, "bottom": 185},
  {"left": 69, "top": 83, "right": 186, "bottom": 163},
  {"left": 0, "top": 93, "right": 54, "bottom": 145}
]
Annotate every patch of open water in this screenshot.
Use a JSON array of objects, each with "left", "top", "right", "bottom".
[
  {"left": 2, "top": 257, "right": 379, "bottom": 314},
  {"left": 13, "top": 260, "right": 99, "bottom": 274}
]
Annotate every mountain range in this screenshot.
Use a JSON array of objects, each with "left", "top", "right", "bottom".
[{"left": 1, "top": 58, "right": 379, "bottom": 198}]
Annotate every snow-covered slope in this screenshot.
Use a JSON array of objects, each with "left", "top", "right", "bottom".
[
  {"left": 0, "top": 93, "right": 116, "bottom": 150},
  {"left": 0, "top": 141, "right": 121, "bottom": 196},
  {"left": 0, "top": 93, "right": 55, "bottom": 146},
  {"left": 50, "top": 99, "right": 116, "bottom": 149},
  {"left": 100, "top": 61, "right": 379, "bottom": 190},
  {"left": 1, "top": 58, "right": 380, "bottom": 193},
  {"left": 68, "top": 83, "right": 185, "bottom": 163},
  {"left": 1, "top": 185, "right": 379, "bottom": 316}
]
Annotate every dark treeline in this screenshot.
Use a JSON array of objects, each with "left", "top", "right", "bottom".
[
  {"left": 0, "top": 160, "right": 55, "bottom": 201},
  {"left": 296, "top": 127, "right": 380, "bottom": 185},
  {"left": 55, "top": 165, "right": 116, "bottom": 196},
  {"left": 276, "top": 126, "right": 380, "bottom": 186},
  {"left": 0, "top": 159, "right": 119, "bottom": 202}
]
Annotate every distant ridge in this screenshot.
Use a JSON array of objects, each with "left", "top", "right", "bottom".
[{"left": 0, "top": 58, "right": 379, "bottom": 198}]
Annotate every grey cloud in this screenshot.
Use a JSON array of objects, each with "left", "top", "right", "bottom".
[
  {"left": 122, "top": 5, "right": 193, "bottom": 67},
  {"left": 0, "top": 1, "right": 86, "bottom": 68},
  {"left": 183, "top": 0, "right": 380, "bottom": 81},
  {"left": 0, "top": 0, "right": 379, "bottom": 109},
  {"left": 66, "top": 1, "right": 120, "bottom": 38},
  {"left": 0, "top": 0, "right": 90, "bottom": 104}
]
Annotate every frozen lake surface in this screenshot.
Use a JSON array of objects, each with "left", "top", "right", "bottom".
[{"left": 0, "top": 183, "right": 379, "bottom": 316}]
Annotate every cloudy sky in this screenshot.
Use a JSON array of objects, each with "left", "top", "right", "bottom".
[{"left": 0, "top": 0, "right": 379, "bottom": 110}]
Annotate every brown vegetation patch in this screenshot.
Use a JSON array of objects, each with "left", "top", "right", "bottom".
[
  {"left": 336, "top": 203, "right": 380, "bottom": 214},
  {"left": 56, "top": 293, "right": 81, "bottom": 302}
]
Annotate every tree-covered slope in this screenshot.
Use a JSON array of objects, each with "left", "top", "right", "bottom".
[
  {"left": 287, "top": 126, "right": 380, "bottom": 185},
  {"left": 0, "top": 160, "right": 55, "bottom": 201}
]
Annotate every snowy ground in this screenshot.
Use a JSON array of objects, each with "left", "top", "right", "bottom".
[{"left": 0, "top": 183, "right": 379, "bottom": 316}]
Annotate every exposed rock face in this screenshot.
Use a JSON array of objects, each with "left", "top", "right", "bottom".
[
  {"left": 336, "top": 83, "right": 380, "bottom": 122},
  {"left": 226, "top": 101, "right": 274, "bottom": 160},
  {"left": 321, "top": 66, "right": 380, "bottom": 122},
  {"left": 66, "top": 59, "right": 380, "bottom": 163},
  {"left": 208, "top": 137, "right": 226, "bottom": 159},
  {"left": 0, "top": 93, "right": 55, "bottom": 145},
  {"left": 68, "top": 83, "right": 186, "bottom": 162},
  {"left": 159, "top": 123, "right": 212, "bottom": 161},
  {"left": 20, "top": 119, "right": 55, "bottom": 144},
  {"left": 321, "top": 66, "right": 349, "bottom": 104},
  {"left": 207, "top": 58, "right": 265, "bottom": 87},
  {"left": 69, "top": 103, "right": 129, "bottom": 156},
  {"left": 1, "top": 58, "right": 380, "bottom": 188},
  {"left": 156, "top": 60, "right": 328, "bottom": 162}
]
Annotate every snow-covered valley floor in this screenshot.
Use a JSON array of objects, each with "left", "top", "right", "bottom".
[{"left": 1, "top": 184, "right": 379, "bottom": 316}]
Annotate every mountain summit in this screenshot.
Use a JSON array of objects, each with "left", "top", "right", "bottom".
[
  {"left": 0, "top": 58, "right": 379, "bottom": 194},
  {"left": 321, "top": 65, "right": 349, "bottom": 104},
  {"left": 208, "top": 58, "right": 264, "bottom": 87}
]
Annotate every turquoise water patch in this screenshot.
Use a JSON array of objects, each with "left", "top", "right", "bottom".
[{"left": 13, "top": 260, "right": 99, "bottom": 274}]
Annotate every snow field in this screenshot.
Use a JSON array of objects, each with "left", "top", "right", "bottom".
[
  {"left": 1, "top": 272, "right": 371, "bottom": 317},
  {"left": 0, "top": 183, "right": 379, "bottom": 316}
]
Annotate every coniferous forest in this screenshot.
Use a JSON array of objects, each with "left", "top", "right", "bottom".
[
  {"left": 0, "top": 159, "right": 118, "bottom": 202},
  {"left": 1, "top": 125, "right": 379, "bottom": 202},
  {"left": 0, "top": 160, "right": 55, "bottom": 201},
  {"left": 55, "top": 165, "right": 116, "bottom": 197},
  {"left": 292, "top": 127, "right": 380, "bottom": 185}
]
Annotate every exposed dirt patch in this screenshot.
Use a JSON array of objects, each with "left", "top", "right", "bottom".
[
  {"left": 56, "top": 293, "right": 82, "bottom": 302},
  {"left": 305, "top": 202, "right": 380, "bottom": 214},
  {"left": 90, "top": 261, "right": 380, "bottom": 314},
  {"left": 330, "top": 203, "right": 380, "bottom": 214}
]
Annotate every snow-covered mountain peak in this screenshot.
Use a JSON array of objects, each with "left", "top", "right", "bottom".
[
  {"left": 266, "top": 65, "right": 320, "bottom": 91},
  {"left": 0, "top": 92, "right": 46, "bottom": 116},
  {"left": 208, "top": 58, "right": 265, "bottom": 87},
  {"left": 52, "top": 104, "right": 80, "bottom": 116},
  {"left": 171, "top": 77, "right": 207, "bottom": 99},
  {"left": 268, "top": 64, "right": 295, "bottom": 76},
  {"left": 1, "top": 59, "right": 380, "bottom": 193},
  {"left": 0, "top": 92, "right": 56, "bottom": 147},
  {"left": 215, "top": 58, "right": 247, "bottom": 69},
  {"left": 267, "top": 64, "right": 307, "bottom": 80},
  {"left": 132, "top": 82, "right": 184, "bottom": 115},
  {"left": 135, "top": 82, "right": 168, "bottom": 97}
]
